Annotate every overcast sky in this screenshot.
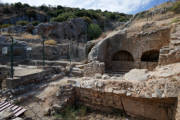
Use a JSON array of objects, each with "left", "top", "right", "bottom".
[{"left": 0, "top": 0, "right": 170, "bottom": 14}]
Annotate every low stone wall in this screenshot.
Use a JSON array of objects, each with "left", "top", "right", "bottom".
[
  {"left": 0, "top": 66, "right": 9, "bottom": 89},
  {"left": 75, "top": 88, "right": 177, "bottom": 120},
  {"left": 4, "top": 69, "right": 52, "bottom": 89}
]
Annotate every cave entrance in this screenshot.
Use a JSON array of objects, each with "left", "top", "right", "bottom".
[
  {"left": 110, "top": 50, "right": 134, "bottom": 73},
  {"left": 140, "top": 50, "right": 160, "bottom": 70},
  {"left": 141, "top": 50, "right": 160, "bottom": 62}
]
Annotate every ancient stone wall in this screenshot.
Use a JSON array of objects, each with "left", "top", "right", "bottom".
[
  {"left": 4, "top": 69, "right": 52, "bottom": 89},
  {"left": 159, "top": 23, "right": 180, "bottom": 65},
  {"left": 0, "top": 66, "right": 9, "bottom": 89},
  {"left": 88, "top": 27, "right": 171, "bottom": 72},
  {"left": 75, "top": 87, "right": 177, "bottom": 120},
  {"left": 31, "top": 43, "right": 86, "bottom": 61},
  {"left": 83, "top": 61, "right": 105, "bottom": 77}
]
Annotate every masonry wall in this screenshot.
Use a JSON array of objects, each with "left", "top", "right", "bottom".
[
  {"left": 89, "top": 27, "right": 171, "bottom": 72},
  {"left": 75, "top": 88, "right": 177, "bottom": 120}
]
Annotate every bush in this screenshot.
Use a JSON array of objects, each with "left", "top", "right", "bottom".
[
  {"left": 171, "top": 1, "right": 180, "bottom": 13},
  {"left": 14, "top": 2, "right": 23, "bottom": 10},
  {"left": 40, "top": 5, "right": 49, "bottom": 12},
  {"left": 88, "top": 23, "right": 102, "bottom": 40},
  {"left": 54, "top": 105, "right": 87, "bottom": 120},
  {"left": 25, "top": 9, "right": 36, "bottom": 18},
  {"left": 0, "top": 24, "right": 12, "bottom": 28},
  {"left": 171, "top": 17, "right": 180, "bottom": 24},
  {"left": 16, "top": 21, "right": 29, "bottom": 26},
  {"left": 31, "top": 21, "right": 40, "bottom": 26},
  {"left": 81, "top": 16, "right": 92, "bottom": 24},
  {"left": 44, "top": 40, "right": 57, "bottom": 45},
  {"left": 51, "top": 12, "right": 77, "bottom": 22},
  {"left": 118, "top": 16, "right": 129, "bottom": 22}
]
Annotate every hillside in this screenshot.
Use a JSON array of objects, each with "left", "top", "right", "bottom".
[{"left": 0, "top": 2, "right": 131, "bottom": 30}]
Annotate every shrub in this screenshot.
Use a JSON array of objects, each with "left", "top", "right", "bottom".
[
  {"left": 54, "top": 105, "right": 87, "bottom": 120},
  {"left": 171, "top": 1, "right": 180, "bottom": 13},
  {"left": 44, "top": 39, "right": 57, "bottom": 45},
  {"left": 171, "top": 17, "right": 180, "bottom": 24},
  {"left": 118, "top": 16, "right": 129, "bottom": 22},
  {"left": 25, "top": 9, "right": 36, "bottom": 18},
  {"left": 40, "top": 5, "right": 49, "bottom": 12},
  {"left": 14, "top": 2, "right": 23, "bottom": 10},
  {"left": 0, "top": 24, "right": 12, "bottom": 28},
  {"left": 31, "top": 21, "right": 40, "bottom": 26},
  {"left": 51, "top": 12, "right": 77, "bottom": 22},
  {"left": 88, "top": 23, "right": 102, "bottom": 40},
  {"left": 81, "top": 16, "right": 92, "bottom": 24},
  {"left": 16, "top": 21, "right": 29, "bottom": 26}
]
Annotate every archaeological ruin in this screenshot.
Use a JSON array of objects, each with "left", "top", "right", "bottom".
[{"left": 0, "top": 1, "right": 180, "bottom": 120}]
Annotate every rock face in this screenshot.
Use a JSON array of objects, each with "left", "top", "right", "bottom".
[
  {"left": 0, "top": 13, "right": 48, "bottom": 24},
  {"left": 36, "top": 18, "right": 88, "bottom": 43}
]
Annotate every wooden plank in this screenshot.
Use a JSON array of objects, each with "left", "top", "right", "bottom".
[
  {"left": 15, "top": 108, "right": 26, "bottom": 117},
  {"left": 0, "top": 101, "right": 27, "bottom": 118},
  {"left": 11, "top": 106, "right": 19, "bottom": 111},
  {"left": 6, "top": 105, "right": 14, "bottom": 110},
  {"left": 0, "top": 102, "right": 8, "bottom": 108},
  {"left": 0, "top": 103, "right": 11, "bottom": 112},
  {"left": 13, "top": 107, "right": 22, "bottom": 114}
]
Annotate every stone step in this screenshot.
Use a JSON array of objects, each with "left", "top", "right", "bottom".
[{"left": 160, "top": 49, "right": 170, "bottom": 54}]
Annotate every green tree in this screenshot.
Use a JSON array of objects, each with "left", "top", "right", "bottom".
[{"left": 88, "top": 24, "right": 102, "bottom": 40}]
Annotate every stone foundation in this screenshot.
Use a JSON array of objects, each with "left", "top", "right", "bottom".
[
  {"left": 75, "top": 88, "right": 177, "bottom": 120},
  {"left": 4, "top": 69, "right": 52, "bottom": 89}
]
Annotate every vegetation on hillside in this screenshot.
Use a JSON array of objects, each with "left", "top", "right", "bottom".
[
  {"left": 0, "top": 2, "right": 131, "bottom": 25},
  {"left": 171, "top": 0, "right": 180, "bottom": 13},
  {"left": 88, "top": 24, "right": 102, "bottom": 40},
  {"left": 0, "top": 2, "right": 131, "bottom": 40}
]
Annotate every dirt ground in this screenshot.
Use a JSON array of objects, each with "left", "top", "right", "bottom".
[{"left": 19, "top": 77, "right": 131, "bottom": 120}]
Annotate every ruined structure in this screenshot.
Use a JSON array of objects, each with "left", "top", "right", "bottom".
[{"left": 0, "top": 1, "right": 180, "bottom": 120}]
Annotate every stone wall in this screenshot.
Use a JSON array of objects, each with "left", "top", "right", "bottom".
[
  {"left": 83, "top": 61, "right": 105, "bottom": 77},
  {"left": 88, "top": 27, "right": 171, "bottom": 72},
  {"left": 75, "top": 87, "right": 177, "bottom": 120},
  {"left": 159, "top": 23, "right": 180, "bottom": 65},
  {"left": 31, "top": 43, "right": 86, "bottom": 61},
  {"left": 4, "top": 69, "right": 52, "bottom": 89},
  {"left": 0, "top": 66, "right": 9, "bottom": 89}
]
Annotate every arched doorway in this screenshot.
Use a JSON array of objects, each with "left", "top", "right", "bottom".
[
  {"left": 140, "top": 50, "right": 160, "bottom": 70},
  {"left": 141, "top": 50, "right": 159, "bottom": 62},
  {"left": 111, "top": 50, "right": 134, "bottom": 73}
]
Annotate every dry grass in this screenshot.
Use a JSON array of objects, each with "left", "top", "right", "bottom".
[
  {"left": 20, "top": 34, "right": 41, "bottom": 39},
  {"left": 44, "top": 39, "right": 57, "bottom": 45}
]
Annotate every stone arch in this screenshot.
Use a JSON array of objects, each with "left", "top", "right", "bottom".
[
  {"left": 110, "top": 50, "right": 134, "bottom": 73},
  {"left": 112, "top": 50, "right": 134, "bottom": 61},
  {"left": 141, "top": 50, "right": 159, "bottom": 62}
]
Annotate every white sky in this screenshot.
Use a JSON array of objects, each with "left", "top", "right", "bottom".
[{"left": 0, "top": 0, "right": 158, "bottom": 13}]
